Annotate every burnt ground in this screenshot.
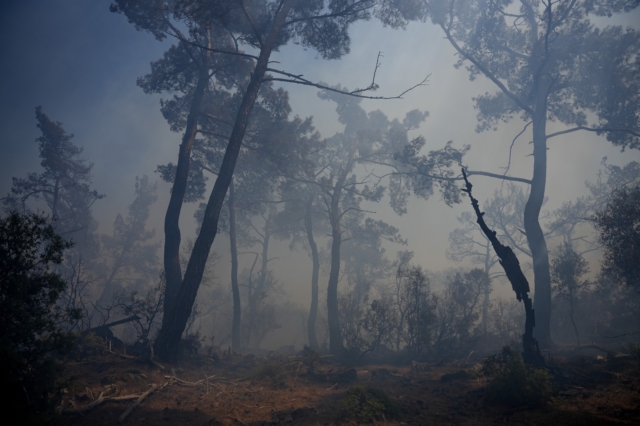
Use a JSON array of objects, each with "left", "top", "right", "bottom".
[{"left": 58, "top": 347, "right": 640, "bottom": 426}]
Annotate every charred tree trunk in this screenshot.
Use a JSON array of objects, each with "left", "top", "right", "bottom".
[
  {"left": 229, "top": 179, "right": 241, "bottom": 352},
  {"left": 462, "top": 169, "right": 544, "bottom": 367},
  {"left": 305, "top": 196, "right": 320, "bottom": 349},
  {"left": 162, "top": 37, "right": 212, "bottom": 315},
  {"left": 154, "top": 1, "right": 295, "bottom": 362}
]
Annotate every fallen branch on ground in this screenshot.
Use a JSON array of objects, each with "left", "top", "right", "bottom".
[
  {"left": 62, "top": 393, "right": 141, "bottom": 414},
  {"left": 118, "top": 382, "right": 169, "bottom": 423}
]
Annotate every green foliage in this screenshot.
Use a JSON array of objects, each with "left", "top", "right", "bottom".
[
  {"left": 0, "top": 212, "right": 74, "bottom": 421},
  {"left": 339, "top": 385, "right": 401, "bottom": 424},
  {"left": 594, "top": 183, "right": 640, "bottom": 287},
  {"left": 483, "top": 346, "right": 554, "bottom": 407}
]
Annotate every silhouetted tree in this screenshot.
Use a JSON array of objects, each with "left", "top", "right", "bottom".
[
  {"left": 421, "top": 0, "right": 640, "bottom": 346},
  {"left": 594, "top": 183, "right": 640, "bottom": 288},
  {"left": 2, "top": 107, "right": 103, "bottom": 251}
]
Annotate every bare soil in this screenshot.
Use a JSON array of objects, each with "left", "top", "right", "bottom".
[{"left": 59, "top": 349, "right": 640, "bottom": 425}]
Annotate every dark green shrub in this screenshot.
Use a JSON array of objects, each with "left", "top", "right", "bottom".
[
  {"left": 339, "top": 385, "right": 401, "bottom": 423},
  {"left": 484, "top": 346, "right": 554, "bottom": 407},
  {"left": 0, "top": 212, "right": 75, "bottom": 423}
]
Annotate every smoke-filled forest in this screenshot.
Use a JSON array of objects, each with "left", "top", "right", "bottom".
[{"left": 1, "top": 1, "right": 640, "bottom": 425}]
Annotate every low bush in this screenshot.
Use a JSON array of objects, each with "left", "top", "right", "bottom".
[
  {"left": 338, "top": 385, "right": 401, "bottom": 423},
  {"left": 255, "top": 359, "right": 288, "bottom": 389},
  {"left": 483, "top": 346, "right": 554, "bottom": 407}
]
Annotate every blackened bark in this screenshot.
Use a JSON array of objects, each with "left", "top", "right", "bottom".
[
  {"left": 162, "top": 39, "right": 211, "bottom": 315},
  {"left": 229, "top": 179, "right": 241, "bottom": 351},
  {"left": 154, "top": 0, "right": 295, "bottom": 362},
  {"left": 305, "top": 197, "right": 320, "bottom": 349},
  {"left": 462, "top": 169, "right": 544, "bottom": 367}
]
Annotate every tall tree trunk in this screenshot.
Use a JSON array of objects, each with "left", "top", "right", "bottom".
[
  {"left": 327, "top": 208, "right": 344, "bottom": 355},
  {"left": 162, "top": 40, "right": 211, "bottom": 315},
  {"left": 249, "top": 215, "right": 271, "bottom": 347},
  {"left": 305, "top": 197, "right": 320, "bottom": 349},
  {"left": 525, "top": 93, "right": 553, "bottom": 348},
  {"left": 327, "top": 175, "right": 349, "bottom": 355},
  {"left": 229, "top": 179, "right": 241, "bottom": 351},
  {"left": 482, "top": 241, "right": 491, "bottom": 335},
  {"left": 569, "top": 291, "right": 580, "bottom": 346},
  {"left": 154, "top": 0, "right": 295, "bottom": 362}
]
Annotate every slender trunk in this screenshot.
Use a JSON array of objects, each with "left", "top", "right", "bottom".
[
  {"left": 154, "top": 1, "right": 295, "bottom": 361},
  {"left": 524, "top": 93, "right": 553, "bottom": 348},
  {"left": 327, "top": 175, "right": 349, "bottom": 355},
  {"left": 162, "top": 39, "right": 212, "bottom": 315},
  {"left": 483, "top": 241, "right": 491, "bottom": 335},
  {"left": 249, "top": 218, "right": 271, "bottom": 347},
  {"left": 569, "top": 290, "right": 580, "bottom": 346},
  {"left": 229, "top": 179, "right": 241, "bottom": 351},
  {"left": 305, "top": 197, "right": 320, "bottom": 349}
]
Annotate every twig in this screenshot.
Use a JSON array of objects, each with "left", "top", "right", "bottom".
[
  {"left": 326, "top": 383, "right": 338, "bottom": 390},
  {"left": 62, "top": 393, "right": 141, "bottom": 414},
  {"left": 164, "top": 376, "right": 204, "bottom": 387},
  {"left": 118, "top": 382, "right": 168, "bottom": 423}
]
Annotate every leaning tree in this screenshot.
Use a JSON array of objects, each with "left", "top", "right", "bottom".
[
  {"left": 415, "top": 0, "right": 640, "bottom": 346},
  {"left": 114, "top": 0, "right": 430, "bottom": 361}
]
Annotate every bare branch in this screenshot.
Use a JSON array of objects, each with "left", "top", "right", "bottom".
[
  {"left": 264, "top": 68, "right": 429, "bottom": 100},
  {"left": 547, "top": 126, "right": 640, "bottom": 140}
]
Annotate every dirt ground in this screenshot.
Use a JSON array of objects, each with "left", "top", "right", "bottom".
[{"left": 58, "top": 347, "right": 640, "bottom": 426}]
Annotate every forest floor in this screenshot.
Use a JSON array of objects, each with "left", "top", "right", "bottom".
[{"left": 58, "top": 344, "right": 640, "bottom": 426}]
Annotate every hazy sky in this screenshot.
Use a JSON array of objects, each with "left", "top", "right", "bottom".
[{"left": 1, "top": 0, "right": 639, "bottom": 305}]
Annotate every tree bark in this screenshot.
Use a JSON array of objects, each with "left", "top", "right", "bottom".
[
  {"left": 162, "top": 39, "right": 211, "bottom": 315},
  {"left": 305, "top": 196, "right": 320, "bottom": 349},
  {"left": 154, "top": 0, "right": 295, "bottom": 362},
  {"left": 229, "top": 179, "right": 241, "bottom": 352},
  {"left": 525, "top": 90, "right": 553, "bottom": 348}
]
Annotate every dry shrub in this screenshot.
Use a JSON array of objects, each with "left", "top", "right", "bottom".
[
  {"left": 255, "top": 359, "right": 288, "bottom": 389},
  {"left": 483, "top": 346, "right": 554, "bottom": 407},
  {"left": 338, "top": 385, "right": 401, "bottom": 423}
]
